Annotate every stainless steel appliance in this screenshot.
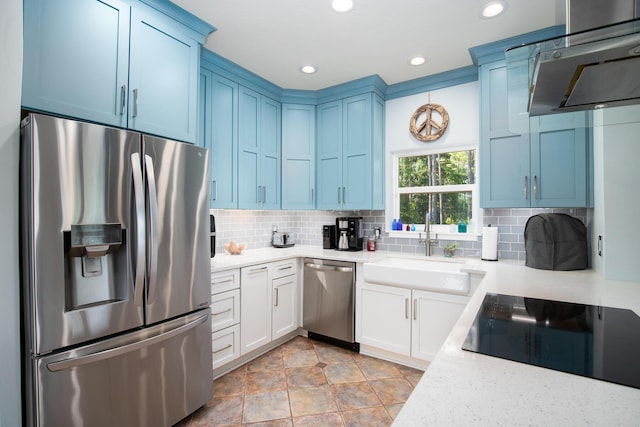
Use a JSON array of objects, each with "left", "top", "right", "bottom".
[
  {"left": 303, "top": 258, "right": 359, "bottom": 351},
  {"left": 335, "top": 217, "right": 364, "bottom": 251},
  {"left": 20, "top": 113, "right": 212, "bottom": 427},
  {"left": 272, "top": 231, "right": 294, "bottom": 248}
]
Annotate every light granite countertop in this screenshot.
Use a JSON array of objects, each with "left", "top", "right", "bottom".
[{"left": 210, "top": 246, "right": 640, "bottom": 425}]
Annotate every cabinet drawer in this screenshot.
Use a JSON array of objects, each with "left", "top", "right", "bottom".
[
  {"left": 212, "top": 324, "right": 240, "bottom": 370},
  {"left": 211, "top": 289, "right": 240, "bottom": 332},
  {"left": 271, "top": 259, "right": 296, "bottom": 279},
  {"left": 211, "top": 269, "right": 240, "bottom": 294}
]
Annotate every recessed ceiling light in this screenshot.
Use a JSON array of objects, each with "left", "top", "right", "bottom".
[
  {"left": 409, "top": 56, "right": 426, "bottom": 66},
  {"left": 481, "top": 1, "right": 507, "bottom": 18},
  {"left": 332, "top": 0, "right": 353, "bottom": 13},
  {"left": 300, "top": 65, "right": 317, "bottom": 74}
]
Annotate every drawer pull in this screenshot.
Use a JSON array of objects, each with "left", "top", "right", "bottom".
[
  {"left": 212, "top": 344, "right": 232, "bottom": 354},
  {"left": 211, "top": 276, "right": 234, "bottom": 285},
  {"left": 212, "top": 308, "right": 232, "bottom": 316},
  {"left": 278, "top": 266, "right": 293, "bottom": 271},
  {"left": 249, "top": 266, "right": 268, "bottom": 273}
]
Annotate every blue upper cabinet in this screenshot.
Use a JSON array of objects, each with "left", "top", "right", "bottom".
[
  {"left": 238, "top": 86, "right": 281, "bottom": 209},
  {"left": 281, "top": 104, "right": 316, "bottom": 210},
  {"left": 479, "top": 60, "right": 592, "bottom": 208},
  {"left": 199, "top": 70, "right": 238, "bottom": 208},
  {"left": 22, "top": 0, "right": 131, "bottom": 128},
  {"left": 316, "top": 93, "right": 384, "bottom": 210},
  {"left": 128, "top": 7, "right": 199, "bottom": 142},
  {"left": 22, "top": 0, "right": 213, "bottom": 144}
]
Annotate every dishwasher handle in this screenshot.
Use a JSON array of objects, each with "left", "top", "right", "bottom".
[{"left": 304, "top": 262, "right": 353, "bottom": 273}]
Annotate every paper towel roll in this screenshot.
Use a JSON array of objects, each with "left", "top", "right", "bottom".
[{"left": 482, "top": 226, "right": 498, "bottom": 261}]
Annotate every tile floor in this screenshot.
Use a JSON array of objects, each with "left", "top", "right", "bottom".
[{"left": 175, "top": 336, "right": 425, "bottom": 427}]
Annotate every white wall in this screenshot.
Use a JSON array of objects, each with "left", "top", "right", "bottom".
[
  {"left": 384, "top": 81, "right": 480, "bottom": 225},
  {"left": 0, "top": 0, "right": 23, "bottom": 425},
  {"left": 592, "top": 105, "right": 640, "bottom": 282}
]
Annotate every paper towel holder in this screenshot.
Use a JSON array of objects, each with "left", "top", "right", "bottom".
[{"left": 481, "top": 224, "right": 499, "bottom": 262}]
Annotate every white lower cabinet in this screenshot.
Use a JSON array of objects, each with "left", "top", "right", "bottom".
[
  {"left": 240, "top": 264, "right": 271, "bottom": 355},
  {"left": 356, "top": 281, "right": 467, "bottom": 361},
  {"left": 211, "top": 269, "right": 241, "bottom": 370},
  {"left": 212, "top": 324, "right": 240, "bottom": 369},
  {"left": 240, "top": 259, "right": 299, "bottom": 355}
]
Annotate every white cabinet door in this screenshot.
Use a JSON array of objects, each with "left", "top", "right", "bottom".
[
  {"left": 211, "top": 289, "right": 240, "bottom": 333},
  {"left": 272, "top": 274, "right": 297, "bottom": 340},
  {"left": 212, "top": 324, "right": 240, "bottom": 370},
  {"left": 411, "top": 290, "right": 467, "bottom": 361},
  {"left": 240, "top": 264, "right": 271, "bottom": 355},
  {"left": 356, "top": 282, "right": 411, "bottom": 356}
]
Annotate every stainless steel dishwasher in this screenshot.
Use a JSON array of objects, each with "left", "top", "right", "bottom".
[{"left": 303, "top": 258, "right": 359, "bottom": 352}]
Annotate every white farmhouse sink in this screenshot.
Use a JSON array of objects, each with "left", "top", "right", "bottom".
[{"left": 363, "top": 257, "right": 470, "bottom": 295}]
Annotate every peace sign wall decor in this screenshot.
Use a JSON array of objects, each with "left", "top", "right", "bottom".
[{"left": 409, "top": 102, "right": 449, "bottom": 142}]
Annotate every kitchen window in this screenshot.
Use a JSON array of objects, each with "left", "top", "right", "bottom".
[{"left": 391, "top": 146, "right": 479, "bottom": 237}]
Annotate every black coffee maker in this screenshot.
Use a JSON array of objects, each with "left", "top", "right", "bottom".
[{"left": 336, "top": 217, "right": 364, "bottom": 251}]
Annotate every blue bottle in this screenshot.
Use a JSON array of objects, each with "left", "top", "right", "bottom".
[
  {"left": 391, "top": 218, "right": 397, "bottom": 231},
  {"left": 397, "top": 219, "right": 403, "bottom": 230},
  {"left": 411, "top": 224, "right": 416, "bottom": 231},
  {"left": 458, "top": 220, "right": 467, "bottom": 233}
]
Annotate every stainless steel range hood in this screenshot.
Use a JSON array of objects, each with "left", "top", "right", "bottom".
[{"left": 507, "top": 0, "right": 640, "bottom": 116}]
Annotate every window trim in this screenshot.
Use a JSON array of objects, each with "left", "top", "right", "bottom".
[{"left": 388, "top": 144, "right": 481, "bottom": 240}]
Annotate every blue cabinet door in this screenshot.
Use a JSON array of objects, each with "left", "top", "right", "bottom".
[
  {"left": 199, "top": 70, "right": 238, "bottom": 208},
  {"left": 282, "top": 104, "right": 316, "bottom": 210},
  {"left": 128, "top": 7, "right": 199, "bottom": 143},
  {"left": 22, "top": 0, "right": 130, "bottom": 128},
  {"left": 260, "top": 97, "right": 281, "bottom": 210},
  {"left": 530, "top": 112, "right": 589, "bottom": 208},
  {"left": 238, "top": 87, "right": 261, "bottom": 209},
  {"left": 316, "top": 100, "right": 343, "bottom": 209},
  {"left": 479, "top": 61, "right": 531, "bottom": 208},
  {"left": 343, "top": 94, "right": 372, "bottom": 210},
  {"left": 372, "top": 95, "right": 385, "bottom": 210}
]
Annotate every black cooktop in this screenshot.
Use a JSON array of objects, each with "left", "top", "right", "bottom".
[{"left": 462, "top": 293, "right": 640, "bottom": 390}]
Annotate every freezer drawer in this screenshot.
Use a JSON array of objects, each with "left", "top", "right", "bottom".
[{"left": 27, "top": 310, "right": 213, "bottom": 427}]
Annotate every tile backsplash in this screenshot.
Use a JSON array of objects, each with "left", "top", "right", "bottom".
[{"left": 212, "top": 207, "right": 590, "bottom": 260}]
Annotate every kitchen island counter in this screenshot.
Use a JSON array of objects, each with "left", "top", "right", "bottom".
[{"left": 393, "top": 260, "right": 640, "bottom": 426}]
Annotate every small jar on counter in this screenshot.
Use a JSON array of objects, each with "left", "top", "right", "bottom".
[{"left": 367, "top": 236, "right": 376, "bottom": 251}]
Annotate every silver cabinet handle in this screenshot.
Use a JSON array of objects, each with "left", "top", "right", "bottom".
[
  {"left": 405, "top": 298, "right": 409, "bottom": 319},
  {"left": 249, "top": 266, "right": 268, "bottom": 273},
  {"left": 304, "top": 263, "right": 353, "bottom": 273},
  {"left": 120, "top": 84, "right": 126, "bottom": 115},
  {"left": 534, "top": 175, "right": 539, "bottom": 199},
  {"left": 274, "top": 287, "right": 279, "bottom": 307},
  {"left": 257, "top": 186, "right": 261, "bottom": 203},
  {"left": 262, "top": 185, "right": 266, "bottom": 204},
  {"left": 342, "top": 187, "right": 346, "bottom": 204},
  {"left": 144, "top": 155, "right": 159, "bottom": 305},
  {"left": 413, "top": 299, "right": 417, "bottom": 320},
  {"left": 212, "top": 180, "right": 217, "bottom": 201},
  {"left": 132, "top": 88, "right": 139, "bottom": 117},
  {"left": 311, "top": 188, "right": 314, "bottom": 204},
  {"left": 212, "top": 343, "right": 232, "bottom": 354},
  {"left": 130, "top": 153, "right": 145, "bottom": 307},
  {"left": 212, "top": 308, "right": 232, "bottom": 316},
  {"left": 337, "top": 187, "right": 341, "bottom": 204},
  {"left": 524, "top": 176, "right": 529, "bottom": 200},
  {"left": 212, "top": 276, "right": 234, "bottom": 286},
  {"left": 47, "top": 312, "right": 208, "bottom": 371}
]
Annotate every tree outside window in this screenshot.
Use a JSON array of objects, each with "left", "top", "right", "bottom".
[{"left": 396, "top": 149, "right": 476, "bottom": 228}]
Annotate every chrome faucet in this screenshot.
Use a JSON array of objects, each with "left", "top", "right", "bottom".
[{"left": 418, "top": 212, "right": 438, "bottom": 256}]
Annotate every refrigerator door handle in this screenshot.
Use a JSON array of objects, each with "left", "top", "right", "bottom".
[
  {"left": 131, "top": 153, "right": 146, "bottom": 306},
  {"left": 144, "top": 155, "right": 159, "bottom": 305},
  {"left": 46, "top": 312, "right": 209, "bottom": 372}
]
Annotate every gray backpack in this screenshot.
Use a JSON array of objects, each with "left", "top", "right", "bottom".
[{"left": 524, "top": 213, "right": 588, "bottom": 271}]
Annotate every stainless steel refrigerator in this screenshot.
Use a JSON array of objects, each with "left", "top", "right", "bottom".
[{"left": 20, "top": 113, "right": 213, "bottom": 427}]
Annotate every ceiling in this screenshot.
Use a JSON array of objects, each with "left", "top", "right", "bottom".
[{"left": 172, "top": 0, "right": 565, "bottom": 91}]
